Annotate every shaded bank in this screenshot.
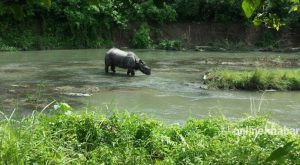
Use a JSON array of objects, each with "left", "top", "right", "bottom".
[
  {"left": 1, "top": 22, "right": 299, "bottom": 51},
  {"left": 115, "top": 23, "right": 300, "bottom": 50}
]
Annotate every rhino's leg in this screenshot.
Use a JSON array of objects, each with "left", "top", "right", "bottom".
[
  {"left": 131, "top": 70, "right": 135, "bottom": 76},
  {"left": 127, "top": 69, "right": 131, "bottom": 76},
  {"left": 111, "top": 65, "right": 116, "bottom": 73},
  {"left": 105, "top": 65, "right": 109, "bottom": 73},
  {"left": 127, "top": 68, "right": 135, "bottom": 76}
]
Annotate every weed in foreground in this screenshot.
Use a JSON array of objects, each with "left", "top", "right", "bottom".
[{"left": 0, "top": 102, "right": 299, "bottom": 164}]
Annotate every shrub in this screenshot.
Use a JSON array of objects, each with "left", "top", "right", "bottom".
[
  {"left": 255, "top": 30, "right": 279, "bottom": 48},
  {"left": 141, "top": 1, "right": 177, "bottom": 24},
  {"left": 0, "top": 38, "right": 18, "bottom": 51},
  {"left": 131, "top": 23, "right": 152, "bottom": 49},
  {"left": 157, "top": 39, "right": 182, "bottom": 50}
]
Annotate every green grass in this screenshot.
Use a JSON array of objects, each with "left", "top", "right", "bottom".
[
  {"left": 0, "top": 106, "right": 299, "bottom": 164},
  {"left": 204, "top": 68, "right": 300, "bottom": 90}
]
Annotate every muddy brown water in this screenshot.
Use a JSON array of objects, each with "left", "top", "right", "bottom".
[{"left": 0, "top": 49, "right": 300, "bottom": 127}]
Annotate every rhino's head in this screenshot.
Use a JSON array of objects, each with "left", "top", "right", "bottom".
[{"left": 138, "top": 60, "right": 151, "bottom": 75}]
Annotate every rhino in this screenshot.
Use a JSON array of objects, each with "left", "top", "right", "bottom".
[{"left": 104, "top": 48, "right": 151, "bottom": 76}]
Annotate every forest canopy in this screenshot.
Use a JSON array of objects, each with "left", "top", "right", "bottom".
[
  {"left": 0, "top": 0, "right": 299, "bottom": 50},
  {"left": 1, "top": 0, "right": 298, "bottom": 26}
]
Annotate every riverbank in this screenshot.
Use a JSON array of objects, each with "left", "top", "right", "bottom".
[
  {"left": 1, "top": 23, "right": 299, "bottom": 52},
  {"left": 0, "top": 106, "right": 299, "bottom": 164},
  {"left": 204, "top": 68, "right": 300, "bottom": 90}
]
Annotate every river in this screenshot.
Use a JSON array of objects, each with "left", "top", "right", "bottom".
[{"left": 0, "top": 49, "right": 300, "bottom": 127}]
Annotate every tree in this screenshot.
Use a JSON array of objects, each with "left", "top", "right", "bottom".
[
  {"left": 0, "top": 0, "right": 51, "bottom": 19},
  {"left": 242, "top": 0, "right": 300, "bottom": 30}
]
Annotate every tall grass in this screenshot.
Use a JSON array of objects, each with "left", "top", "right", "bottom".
[
  {"left": 205, "top": 68, "right": 300, "bottom": 90},
  {"left": 0, "top": 107, "right": 299, "bottom": 164}
]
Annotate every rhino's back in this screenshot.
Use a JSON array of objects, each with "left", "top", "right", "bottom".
[
  {"left": 107, "top": 48, "right": 128, "bottom": 57},
  {"left": 105, "top": 48, "right": 136, "bottom": 68}
]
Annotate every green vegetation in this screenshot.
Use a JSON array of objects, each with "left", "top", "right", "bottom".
[
  {"left": 242, "top": 0, "right": 300, "bottom": 30},
  {"left": 0, "top": 0, "right": 299, "bottom": 51},
  {"left": 0, "top": 39, "right": 18, "bottom": 51},
  {"left": 0, "top": 0, "right": 176, "bottom": 50},
  {"left": 204, "top": 68, "right": 300, "bottom": 90},
  {"left": 156, "top": 39, "right": 182, "bottom": 51},
  {"left": 205, "top": 39, "right": 249, "bottom": 51},
  {"left": 1, "top": 105, "right": 299, "bottom": 164},
  {"left": 255, "top": 30, "right": 280, "bottom": 49},
  {"left": 132, "top": 23, "right": 152, "bottom": 49},
  {"left": 175, "top": 0, "right": 245, "bottom": 23}
]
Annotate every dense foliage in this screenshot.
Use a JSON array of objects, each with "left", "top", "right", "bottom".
[
  {"left": 204, "top": 68, "right": 300, "bottom": 90},
  {"left": 132, "top": 23, "right": 152, "bottom": 48},
  {"left": 242, "top": 0, "right": 300, "bottom": 30},
  {"left": 175, "top": 0, "right": 246, "bottom": 23},
  {"left": 157, "top": 39, "right": 182, "bottom": 50},
  {"left": 0, "top": 0, "right": 177, "bottom": 50},
  {"left": 0, "top": 0, "right": 299, "bottom": 50},
  {"left": 0, "top": 108, "right": 299, "bottom": 164}
]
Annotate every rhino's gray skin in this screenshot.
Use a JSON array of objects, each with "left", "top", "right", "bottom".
[{"left": 105, "top": 48, "right": 151, "bottom": 76}]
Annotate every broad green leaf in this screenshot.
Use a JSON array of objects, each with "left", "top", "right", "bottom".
[
  {"left": 266, "top": 141, "right": 295, "bottom": 162},
  {"left": 89, "top": 5, "right": 100, "bottom": 12},
  {"left": 242, "top": 0, "right": 262, "bottom": 18},
  {"left": 289, "top": 5, "right": 298, "bottom": 13},
  {"left": 253, "top": 17, "right": 261, "bottom": 26},
  {"left": 53, "top": 102, "right": 72, "bottom": 112},
  {"left": 60, "top": 103, "right": 72, "bottom": 111}
]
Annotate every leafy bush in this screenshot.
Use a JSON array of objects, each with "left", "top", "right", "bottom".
[
  {"left": 175, "top": 0, "right": 245, "bottom": 23},
  {"left": 140, "top": 0, "right": 177, "bottom": 24},
  {"left": 0, "top": 38, "right": 17, "bottom": 51},
  {"left": 255, "top": 30, "right": 279, "bottom": 48},
  {"left": 0, "top": 26, "right": 36, "bottom": 50},
  {"left": 157, "top": 39, "right": 182, "bottom": 50},
  {"left": 0, "top": 109, "right": 299, "bottom": 164},
  {"left": 132, "top": 23, "right": 152, "bottom": 49},
  {"left": 0, "top": 0, "right": 178, "bottom": 50},
  {"left": 242, "top": 0, "right": 300, "bottom": 30}
]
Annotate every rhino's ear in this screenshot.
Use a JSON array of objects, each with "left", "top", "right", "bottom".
[{"left": 139, "top": 60, "right": 145, "bottom": 65}]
